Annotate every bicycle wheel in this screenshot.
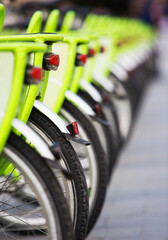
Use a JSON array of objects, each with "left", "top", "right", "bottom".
[
  {"left": 60, "top": 99, "right": 108, "bottom": 235},
  {"left": 109, "top": 73, "right": 133, "bottom": 142},
  {"left": 28, "top": 107, "right": 89, "bottom": 240},
  {"left": 78, "top": 88, "right": 121, "bottom": 180},
  {"left": 0, "top": 132, "right": 74, "bottom": 240}
]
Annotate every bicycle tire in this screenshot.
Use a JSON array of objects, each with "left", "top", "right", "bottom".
[
  {"left": 78, "top": 88, "right": 120, "bottom": 180},
  {"left": 29, "top": 107, "right": 89, "bottom": 240},
  {"left": 109, "top": 73, "right": 133, "bottom": 142},
  {"left": 1, "top": 132, "right": 74, "bottom": 240},
  {"left": 60, "top": 99, "right": 108, "bottom": 235}
]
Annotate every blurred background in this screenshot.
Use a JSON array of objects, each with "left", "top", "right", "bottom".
[
  {"left": 1, "top": 0, "right": 168, "bottom": 26},
  {"left": 1, "top": 1, "right": 168, "bottom": 239}
]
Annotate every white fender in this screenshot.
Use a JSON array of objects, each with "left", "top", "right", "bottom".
[
  {"left": 33, "top": 100, "right": 69, "bottom": 134},
  {"left": 109, "top": 62, "right": 128, "bottom": 82},
  {"left": 65, "top": 90, "right": 96, "bottom": 116},
  {"left": 80, "top": 79, "right": 102, "bottom": 103},
  {"left": 117, "top": 53, "right": 137, "bottom": 72},
  {"left": 12, "top": 118, "right": 55, "bottom": 160},
  {"left": 33, "top": 100, "right": 90, "bottom": 146},
  {"left": 92, "top": 72, "right": 115, "bottom": 92}
]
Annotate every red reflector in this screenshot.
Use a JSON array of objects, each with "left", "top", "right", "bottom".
[
  {"left": 75, "top": 53, "right": 87, "bottom": 66},
  {"left": 79, "top": 54, "right": 87, "bottom": 63},
  {"left": 43, "top": 52, "right": 60, "bottom": 71},
  {"left": 100, "top": 46, "right": 105, "bottom": 53},
  {"left": 49, "top": 54, "right": 59, "bottom": 66},
  {"left": 66, "top": 121, "right": 79, "bottom": 135},
  {"left": 25, "top": 65, "right": 43, "bottom": 85},
  {"left": 31, "top": 67, "right": 42, "bottom": 81},
  {"left": 72, "top": 121, "right": 79, "bottom": 135},
  {"left": 95, "top": 104, "right": 101, "bottom": 117},
  {"left": 88, "top": 48, "right": 96, "bottom": 57}
]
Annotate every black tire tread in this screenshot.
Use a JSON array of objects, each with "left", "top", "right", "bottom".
[
  {"left": 78, "top": 89, "right": 120, "bottom": 180},
  {"left": 7, "top": 132, "right": 74, "bottom": 240},
  {"left": 29, "top": 107, "right": 89, "bottom": 240},
  {"left": 62, "top": 99, "right": 108, "bottom": 235}
]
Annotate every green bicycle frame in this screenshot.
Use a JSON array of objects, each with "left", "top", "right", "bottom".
[
  {"left": 0, "top": 11, "right": 64, "bottom": 124},
  {"left": 42, "top": 10, "right": 89, "bottom": 113},
  {"left": 0, "top": 4, "right": 5, "bottom": 33},
  {"left": 0, "top": 42, "right": 47, "bottom": 154},
  {"left": 83, "top": 14, "right": 156, "bottom": 80}
]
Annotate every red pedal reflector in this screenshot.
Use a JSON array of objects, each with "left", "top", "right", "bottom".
[
  {"left": 43, "top": 52, "right": 60, "bottom": 71},
  {"left": 88, "top": 48, "right": 96, "bottom": 57},
  {"left": 66, "top": 121, "right": 79, "bottom": 135}
]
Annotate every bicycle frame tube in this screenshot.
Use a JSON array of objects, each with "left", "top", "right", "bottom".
[
  {"left": 81, "top": 33, "right": 100, "bottom": 84},
  {"left": 0, "top": 4, "right": 5, "bottom": 33},
  {"left": 61, "top": 11, "right": 75, "bottom": 32},
  {"left": 69, "top": 43, "right": 88, "bottom": 93},
  {"left": 26, "top": 11, "right": 42, "bottom": 34},
  {"left": 68, "top": 40, "right": 103, "bottom": 103},
  {"left": 43, "top": 9, "right": 60, "bottom": 33}
]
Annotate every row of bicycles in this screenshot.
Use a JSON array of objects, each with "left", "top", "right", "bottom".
[{"left": 0, "top": 2, "right": 157, "bottom": 240}]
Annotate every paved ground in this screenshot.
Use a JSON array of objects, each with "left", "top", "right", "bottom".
[{"left": 87, "top": 33, "right": 168, "bottom": 240}]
